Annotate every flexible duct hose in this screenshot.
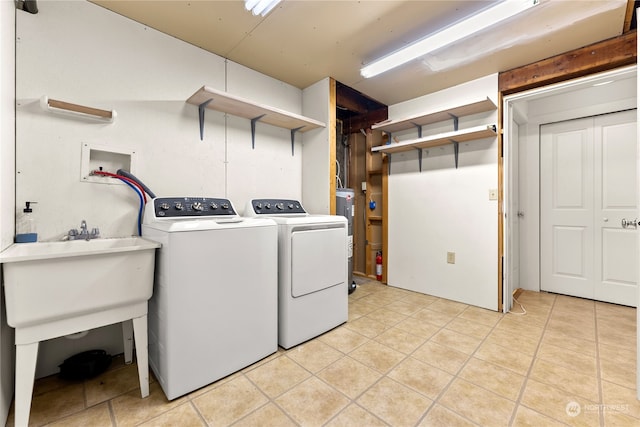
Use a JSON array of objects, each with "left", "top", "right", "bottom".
[{"left": 116, "top": 169, "right": 156, "bottom": 199}]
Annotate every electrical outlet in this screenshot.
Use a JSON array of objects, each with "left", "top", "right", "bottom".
[
  {"left": 447, "top": 252, "right": 455, "bottom": 264},
  {"left": 489, "top": 189, "right": 498, "bottom": 200}
]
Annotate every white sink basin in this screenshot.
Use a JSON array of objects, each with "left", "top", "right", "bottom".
[{"left": 0, "top": 237, "right": 161, "bottom": 328}]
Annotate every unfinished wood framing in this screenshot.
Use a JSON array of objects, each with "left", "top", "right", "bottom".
[
  {"left": 623, "top": 0, "right": 637, "bottom": 33},
  {"left": 329, "top": 78, "right": 337, "bottom": 215},
  {"left": 365, "top": 129, "right": 385, "bottom": 281},
  {"left": 349, "top": 131, "right": 368, "bottom": 278}
]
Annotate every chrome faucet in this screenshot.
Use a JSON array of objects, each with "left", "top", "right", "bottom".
[
  {"left": 67, "top": 220, "right": 100, "bottom": 241},
  {"left": 80, "top": 220, "right": 88, "bottom": 235}
]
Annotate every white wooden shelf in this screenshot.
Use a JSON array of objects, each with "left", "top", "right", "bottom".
[
  {"left": 371, "top": 96, "right": 497, "bottom": 171},
  {"left": 187, "top": 86, "right": 325, "bottom": 154},
  {"left": 372, "top": 125, "right": 497, "bottom": 154},
  {"left": 373, "top": 124, "right": 497, "bottom": 170},
  {"left": 371, "top": 97, "right": 496, "bottom": 134}
]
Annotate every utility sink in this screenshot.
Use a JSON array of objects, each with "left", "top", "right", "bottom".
[
  {"left": 0, "top": 236, "right": 161, "bottom": 427},
  {"left": 0, "top": 236, "right": 161, "bottom": 328}
]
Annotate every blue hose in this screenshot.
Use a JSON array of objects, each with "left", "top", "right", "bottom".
[{"left": 118, "top": 178, "right": 144, "bottom": 235}]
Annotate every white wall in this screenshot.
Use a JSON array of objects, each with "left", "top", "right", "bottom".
[
  {"left": 302, "top": 78, "right": 332, "bottom": 214},
  {"left": 15, "top": 1, "right": 328, "bottom": 377},
  {"left": 1, "top": 0, "right": 16, "bottom": 420},
  {"left": 386, "top": 74, "right": 499, "bottom": 311}
]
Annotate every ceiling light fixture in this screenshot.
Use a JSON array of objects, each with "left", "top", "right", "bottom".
[
  {"left": 360, "top": 0, "right": 539, "bottom": 78},
  {"left": 244, "top": 0, "right": 282, "bottom": 16}
]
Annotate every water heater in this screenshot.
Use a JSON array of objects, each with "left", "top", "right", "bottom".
[{"left": 336, "top": 188, "right": 356, "bottom": 293}]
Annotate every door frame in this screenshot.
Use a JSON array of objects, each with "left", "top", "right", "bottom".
[{"left": 502, "top": 65, "right": 637, "bottom": 312}]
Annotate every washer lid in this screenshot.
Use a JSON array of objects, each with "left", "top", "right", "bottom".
[{"left": 142, "top": 217, "right": 278, "bottom": 232}]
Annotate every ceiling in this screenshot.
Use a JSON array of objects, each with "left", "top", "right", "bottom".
[{"left": 91, "top": 0, "right": 630, "bottom": 107}]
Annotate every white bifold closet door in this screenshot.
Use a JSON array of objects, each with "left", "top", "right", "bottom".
[{"left": 540, "top": 109, "right": 637, "bottom": 307}]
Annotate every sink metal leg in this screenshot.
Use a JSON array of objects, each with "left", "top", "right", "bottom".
[
  {"left": 132, "top": 315, "right": 149, "bottom": 398},
  {"left": 15, "top": 341, "right": 39, "bottom": 427},
  {"left": 122, "top": 320, "right": 134, "bottom": 364}
]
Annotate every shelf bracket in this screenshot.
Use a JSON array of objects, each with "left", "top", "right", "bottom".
[
  {"left": 416, "top": 148, "right": 423, "bottom": 172},
  {"left": 250, "top": 114, "right": 266, "bottom": 149},
  {"left": 449, "top": 113, "right": 459, "bottom": 131},
  {"left": 411, "top": 122, "right": 423, "bottom": 138},
  {"left": 198, "top": 98, "right": 213, "bottom": 141},
  {"left": 387, "top": 153, "right": 392, "bottom": 175},
  {"left": 290, "top": 126, "right": 304, "bottom": 156},
  {"left": 452, "top": 140, "right": 459, "bottom": 169}
]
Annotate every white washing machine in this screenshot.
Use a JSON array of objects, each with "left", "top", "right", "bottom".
[
  {"left": 142, "top": 197, "right": 277, "bottom": 400},
  {"left": 245, "top": 198, "right": 348, "bottom": 349}
]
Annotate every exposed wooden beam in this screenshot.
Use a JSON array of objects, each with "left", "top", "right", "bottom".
[
  {"left": 341, "top": 109, "right": 388, "bottom": 134},
  {"left": 336, "top": 81, "right": 388, "bottom": 132},
  {"left": 499, "top": 30, "right": 637, "bottom": 95},
  {"left": 336, "top": 81, "right": 385, "bottom": 115}
]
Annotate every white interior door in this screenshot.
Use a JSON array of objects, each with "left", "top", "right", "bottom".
[
  {"left": 540, "top": 117, "right": 595, "bottom": 299},
  {"left": 594, "top": 111, "right": 638, "bottom": 305},
  {"left": 540, "top": 110, "right": 637, "bottom": 306}
]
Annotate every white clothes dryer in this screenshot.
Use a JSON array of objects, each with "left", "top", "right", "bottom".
[
  {"left": 142, "top": 197, "right": 277, "bottom": 400},
  {"left": 245, "top": 199, "right": 348, "bottom": 349}
]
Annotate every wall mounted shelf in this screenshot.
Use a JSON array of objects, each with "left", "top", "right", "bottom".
[
  {"left": 40, "top": 96, "right": 116, "bottom": 122},
  {"left": 372, "top": 124, "right": 497, "bottom": 154},
  {"left": 186, "top": 86, "right": 326, "bottom": 155},
  {"left": 371, "top": 97, "right": 496, "bottom": 135},
  {"left": 371, "top": 97, "right": 497, "bottom": 171},
  {"left": 372, "top": 124, "right": 497, "bottom": 171}
]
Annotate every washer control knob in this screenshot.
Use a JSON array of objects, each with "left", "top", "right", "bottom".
[
  {"left": 221, "top": 203, "right": 230, "bottom": 210},
  {"left": 159, "top": 203, "right": 170, "bottom": 210},
  {"left": 192, "top": 202, "right": 204, "bottom": 211},
  {"left": 210, "top": 203, "right": 218, "bottom": 210},
  {"left": 276, "top": 203, "right": 285, "bottom": 210},
  {"left": 288, "top": 203, "right": 294, "bottom": 209},
  {"left": 256, "top": 202, "right": 263, "bottom": 210},
  {"left": 265, "top": 203, "right": 271, "bottom": 209},
  {"left": 175, "top": 203, "right": 184, "bottom": 210}
]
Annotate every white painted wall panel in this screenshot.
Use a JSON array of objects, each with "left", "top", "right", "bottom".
[
  {"left": 386, "top": 74, "right": 499, "bottom": 311},
  {"left": 1, "top": 0, "right": 16, "bottom": 421},
  {"left": 302, "top": 78, "right": 331, "bottom": 214},
  {"left": 14, "top": 1, "right": 318, "bottom": 377}
]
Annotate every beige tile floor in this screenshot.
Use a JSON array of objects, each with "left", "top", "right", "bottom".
[{"left": 6, "top": 279, "right": 639, "bottom": 426}]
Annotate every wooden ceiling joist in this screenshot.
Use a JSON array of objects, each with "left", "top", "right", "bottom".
[
  {"left": 336, "top": 81, "right": 388, "bottom": 133},
  {"left": 499, "top": 30, "right": 637, "bottom": 95}
]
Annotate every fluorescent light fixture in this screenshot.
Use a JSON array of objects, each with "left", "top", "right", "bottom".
[
  {"left": 245, "top": 0, "right": 281, "bottom": 16},
  {"left": 360, "top": 0, "right": 539, "bottom": 78}
]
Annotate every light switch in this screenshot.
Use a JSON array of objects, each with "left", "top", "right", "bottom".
[{"left": 447, "top": 252, "right": 455, "bottom": 264}]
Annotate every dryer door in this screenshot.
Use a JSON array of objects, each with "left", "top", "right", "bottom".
[{"left": 290, "top": 227, "right": 346, "bottom": 297}]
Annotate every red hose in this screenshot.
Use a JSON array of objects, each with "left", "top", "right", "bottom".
[{"left": 92, "top": 170, "right": 147, "bottom": 203}]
